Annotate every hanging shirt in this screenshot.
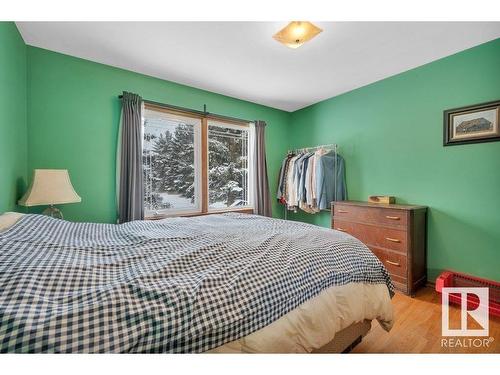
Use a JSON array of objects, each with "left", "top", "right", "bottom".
[
  {"left": 315, "top": 151, "right": 347, "bottom": 210},
  {"left": 293, "top": 153, "right": 311, "bottom": 209},
  {"left": 299, "top": 156, "right": 316, "bottom": 213},
  {"left": 281, "top": 155, "right": 294, "bottom": 205},
  {"left": 298, "top": 153, "right": 313, "bottom": 211},
  {"left": 309, "top": 148, "right": 329, "bottom": 211},
  {"left": 304, "top": 152, "right": 319, "bottom": 213},
  {"left": 295, "top": 153, "right": 312, "bottom": 204},
  {"left": 304, "top": 153, "right": 315, "bottom": 207},
  {"left": 285, "top": 153, "right": 302, "bottom": 209},
  {"left": 276, "top": 154, "right": 294, "bottom": 202}
]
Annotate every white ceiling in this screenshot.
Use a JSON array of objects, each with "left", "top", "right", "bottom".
[{"left": 16, "top": 22, "right": 500, "bottom": 112}]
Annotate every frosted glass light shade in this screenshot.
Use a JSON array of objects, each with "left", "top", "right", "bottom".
[
  {"left": 19, "top": 169, "right": 81, "bottom": 207},
  {"left": 273, "top": 21, "right": 323, "bottom": 49}
]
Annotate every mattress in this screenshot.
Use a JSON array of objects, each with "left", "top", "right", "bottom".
[
  {"left": 209, "top": 282, "right": 392, "bottom": 353},
  {"left": 0, "top": 212, "right": 393, "bottom": 353}
]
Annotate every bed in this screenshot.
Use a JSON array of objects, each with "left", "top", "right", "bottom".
[{"left": 0, "top": 212, "right": 393, "bottom": 353}]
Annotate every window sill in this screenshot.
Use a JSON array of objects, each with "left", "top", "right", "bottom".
[{"left": 145, "top": 207, "right": 254, "bottom": 220}]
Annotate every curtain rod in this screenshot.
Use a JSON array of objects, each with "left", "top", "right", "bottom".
[{"left": 118, "top": 95, "right": 252, "bottom": 124}]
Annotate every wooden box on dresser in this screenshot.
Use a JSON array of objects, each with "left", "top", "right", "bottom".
[{"left": 331, "top": 201, "right": 427, "bottom": 296}]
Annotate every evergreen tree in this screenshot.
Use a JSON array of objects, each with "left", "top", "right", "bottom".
[
  {"left": 151, "top": 131, "right": 173, "bottom": 191},
  {"left": 165, "top": 124, "right": 195, "bottom": 201},
  {"left": 143, "top": 130, "right": 171, "bottom": 211},
  {"left": 144, "top": 123, "right": 248, "bottom": 209},
  {"left": 208, "top": 126, "right": 247, "bottom": 206}
]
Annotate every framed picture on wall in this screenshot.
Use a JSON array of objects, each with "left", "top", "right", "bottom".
[{"left": 443, "top": 100, "right": 500, "bottom": 146}]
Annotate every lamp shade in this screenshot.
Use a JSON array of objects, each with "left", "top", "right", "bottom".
[
  {"left": 19, "top": 169, "right": 81, "bottom": 207},
  {"left": 273, "top": 21, "right": 323, "bottom": 49}
]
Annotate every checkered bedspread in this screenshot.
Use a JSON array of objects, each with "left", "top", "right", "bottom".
[{"left": 0, "top": 213, "right": 393, "bottom": 353}]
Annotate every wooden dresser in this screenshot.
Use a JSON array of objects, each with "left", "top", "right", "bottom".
[{"left": 331, "top": 201, "right": 427, "bottom": 296}]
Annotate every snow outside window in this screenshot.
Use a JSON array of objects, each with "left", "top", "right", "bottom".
[
  {"left": 142, "top": 109, "right": 201, "bottom": 216},
  {"left": 208, "top": 120, "right": 252, "bottom": 210}
]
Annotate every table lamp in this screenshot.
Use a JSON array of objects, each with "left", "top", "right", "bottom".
[{"left": 18, "top": 169, "right": 81, "bottom": 219}]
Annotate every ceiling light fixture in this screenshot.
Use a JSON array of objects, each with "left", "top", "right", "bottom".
[{"left": 273, "top": 21, "right": 323, "bottom": 49}]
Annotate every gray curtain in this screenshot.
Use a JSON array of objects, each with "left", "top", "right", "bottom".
[
  {"left": 118, "top": 92, "right": 144, "bottom": 223},
  {"left": 253, "top": 120, "right": 272, "bottom": 217}
]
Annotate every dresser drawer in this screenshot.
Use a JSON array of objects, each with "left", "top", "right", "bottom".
[
  {"left": 334, "top": 204, "right": 408, "bottom": 228},
  {"left": 368, "top": 246, "right": 407, "bottom": 278},
  {"left": 333, "top": 219, "right": 408, "bottom": 253}
]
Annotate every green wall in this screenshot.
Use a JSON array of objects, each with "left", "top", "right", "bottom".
[
  {"left": 288, "top": 38, "right": 500, "bottom": 281},
  {"left": 27, "top": 46, "right": 291, "bottom": 223},
  {"left": 0, "top": 23, "right": 27, "bottom": 213}
]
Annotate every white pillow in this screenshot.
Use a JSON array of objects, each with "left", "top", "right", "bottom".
[{"left": 0, "top": 212, "right": 25, "bottom": 232}]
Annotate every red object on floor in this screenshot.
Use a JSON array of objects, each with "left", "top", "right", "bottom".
[{"left": 435, "top": 270, "right": 500, "bottom": 318}]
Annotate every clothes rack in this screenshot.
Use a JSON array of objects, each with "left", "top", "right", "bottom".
[
  {"left": 282, "top": 143, "right": 340, "bottom": 220},
  {"left": 287, "top": 143, "right": 338, "bottom": 155}
]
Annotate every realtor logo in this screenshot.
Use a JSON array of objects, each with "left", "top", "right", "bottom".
[{"left": 441, "top": 287, "right": 489, "bottom": 337}]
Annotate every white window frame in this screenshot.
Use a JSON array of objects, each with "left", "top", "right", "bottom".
[
  {"left": 142, "top": 108, "right": 202, "bottom": 218},
  {"left": 207, "top": 119, "right": 254, "bottom": 213}
]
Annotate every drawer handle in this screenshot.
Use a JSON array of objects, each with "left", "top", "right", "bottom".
[
  {"left": 385, "top": 260, "right": 401, "bottom": 267},
  {"left": 385, "top": 215, "right": 400, "bottom": 220},
  {"left": 337, "top": 209, "right": 349, "bottom": 213},
  {"left": 385, "top": 237, "right": 401, "bottom": 243},
  {"left": 336, "top": 227, "right": 347, "bottom": 232}
]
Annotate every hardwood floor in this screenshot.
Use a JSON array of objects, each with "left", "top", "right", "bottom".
[{"left": 352, "top": 286, "right": 500, "bottom": 353}]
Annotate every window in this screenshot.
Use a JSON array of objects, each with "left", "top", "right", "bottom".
[
  {"left": 208, "top": 121, "right": 252, "bottom": 210},
  {"left": 142, "top": 104, "right": 253, "bottom": 217},
  {"left": 143, "top": 109, "right": 201, "bottom": 216}
]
